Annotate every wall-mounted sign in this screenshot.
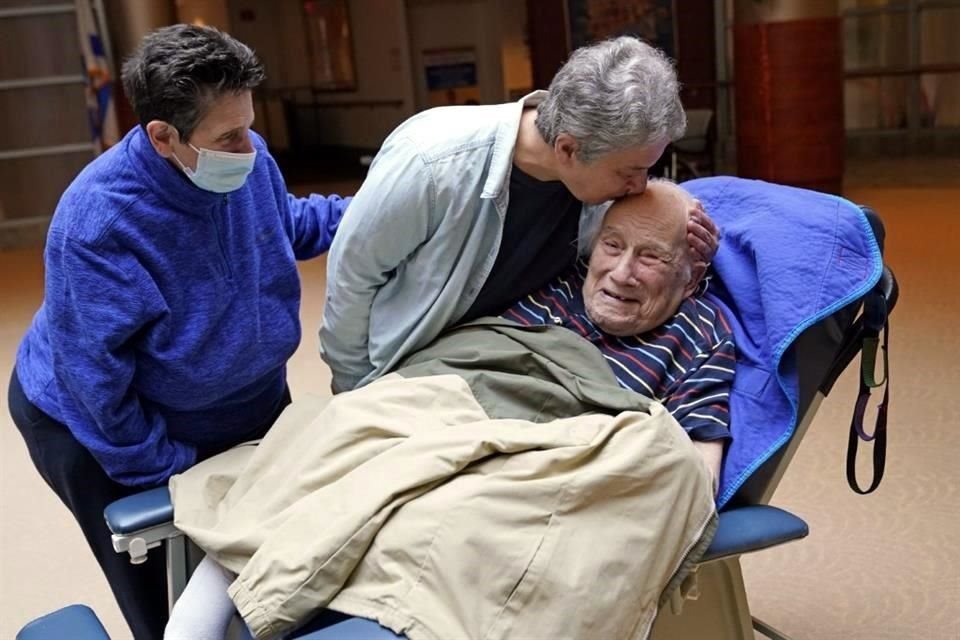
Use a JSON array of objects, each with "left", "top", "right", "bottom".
[{"left": 423, "top": 47, "right": 481, "bottom": 107}]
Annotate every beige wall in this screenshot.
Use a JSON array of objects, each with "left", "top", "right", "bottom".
[
  {"left": 219, "top": 0, "right": 534, "bottom": 151},
  {"left": 499, "top": 0, "right": 533, "bottom": 97},
  {"left": 175, "top": 0, "right": 232, "bottom": 30},
  {"left": 170, "top": 0, "right": 532, "bottom": 150},
  {"left": 406, "top": 0, "right": 505, "bottom": 109},
  {"left": 225, "top": 0, "right": 415, "bottom": 150},
  {"left": 103, "top": 0, "right": 177, "bottom": 59},
  {"left": 315, "top": 0, "right": 417, "bottom": 146}
]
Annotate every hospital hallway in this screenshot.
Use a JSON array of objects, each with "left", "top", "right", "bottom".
[{"left": 1, "top": 157, "right": 958, "bottom": 639}]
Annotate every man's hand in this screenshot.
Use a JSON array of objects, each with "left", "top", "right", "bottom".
[
  {"left": 691, "top": 439, "right": 723, "bottom": 496},
  {"left": 686, "top": 200, "right": 719, "bottom": 276}
]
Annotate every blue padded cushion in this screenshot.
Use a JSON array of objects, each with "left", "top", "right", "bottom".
[
  {"left": 701, "top": 505, "right": 809, "bottom": 562},
  {"left": 102, "top": 491, "right": 807, "bottom": 561},
  {"left": 17, "top": 605, "right": 110, "bottom": 640},
  {"left": 292, "top": 616, "right": 404, "bottom": 639},
  {"left": 102, "top": 493, "right": 806, "bottom": 563},
  {"left": 103, "top": 486, "right": 173, "bottom": 534}
]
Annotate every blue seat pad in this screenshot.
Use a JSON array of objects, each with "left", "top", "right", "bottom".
[
  {"left": 17, "top": 604, "right": 110, "bottom": 640},
  {"left": 702, "top": 504, "right": 809, "bottom": 562},
  {"left": 104, "top": 486, "right": 172, "bottom": 534}
]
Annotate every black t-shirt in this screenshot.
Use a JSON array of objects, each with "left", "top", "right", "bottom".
[{"left": 460, "top": 164, "right": 581, "bottom": 322}]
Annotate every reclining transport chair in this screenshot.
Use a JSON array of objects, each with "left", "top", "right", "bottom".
[{"left": 18, "top": 178, "right": 897, "bottom": 640}]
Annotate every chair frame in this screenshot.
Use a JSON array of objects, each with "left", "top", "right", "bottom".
[
  {"left": 651, "top": 392, "right": 827, "bottom": 640},
  {"left": 104, "top": 259, "right": 896, "bottom": 639}
]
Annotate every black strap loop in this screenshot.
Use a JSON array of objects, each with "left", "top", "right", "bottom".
[{"left": 846, "top": 323, "right": 889, "bottom": 494}]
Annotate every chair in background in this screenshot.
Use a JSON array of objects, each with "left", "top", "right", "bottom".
[
  {"left": 671, "top": 108, "right": 716, "bottom": 182},
  {"left": 16, "top": 605, "right": 108, "bottom": 640}
]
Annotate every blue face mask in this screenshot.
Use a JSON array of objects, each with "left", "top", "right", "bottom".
[{"left": 173, "top": 142, "right": 257, "bottom": 193}]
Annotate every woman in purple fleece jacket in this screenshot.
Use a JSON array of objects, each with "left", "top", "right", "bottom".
[{"left": 7, "top": 25, "right": 349, "bottom": 639}]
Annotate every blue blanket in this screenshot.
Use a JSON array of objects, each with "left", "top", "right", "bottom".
[{"left": 684, "top": 177, "right": 883, "bottom": 508}]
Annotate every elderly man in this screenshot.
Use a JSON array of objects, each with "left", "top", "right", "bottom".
[
  {"left": 165, "top": 180, "right": 733, "bottom": 640},
  {"left": 8, "top": 25, "right": 349, "bottom": 638},
  {"left": 321, "top": 36, "right": 720, "bottom": 394},
  {"left": 500, "top": 179, "right": 734, "bottom": 482}
]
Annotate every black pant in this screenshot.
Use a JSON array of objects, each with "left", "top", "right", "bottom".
[{"left": 8, "top": 368, "right": 291, "bottom": 639}]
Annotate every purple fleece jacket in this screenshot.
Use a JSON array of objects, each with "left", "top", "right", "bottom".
[{"left": 16, "top": 126, "right": 349, "bottom": 487}]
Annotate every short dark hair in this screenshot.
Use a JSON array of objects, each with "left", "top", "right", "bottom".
[{"left": 121, "top": 24, "right": 265, "bottom": 141}]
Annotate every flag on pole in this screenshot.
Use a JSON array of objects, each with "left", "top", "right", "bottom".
[{"left": 76, "top": 0, "right": 119, "bottom": 153}]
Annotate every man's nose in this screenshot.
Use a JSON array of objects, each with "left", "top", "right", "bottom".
[
  {"left": 239, "top": 133, "right": 255, "bottom": 154},
  {"left": 609, "top": 257, "right": 637, "bottom": 284}
]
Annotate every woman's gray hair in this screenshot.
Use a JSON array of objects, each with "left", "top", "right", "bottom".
[
  {"left": 536, "top": 36, "right": 686, "bottom": 162},
  {"left": 121, "top": 24, "right": 265, "bottom": 142}
]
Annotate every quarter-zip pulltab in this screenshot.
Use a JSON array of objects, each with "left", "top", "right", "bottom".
[{"left": 210, "top": 195, "right": 234, "bottom": 280}]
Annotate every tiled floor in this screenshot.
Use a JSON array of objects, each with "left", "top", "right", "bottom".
[{"left": 1, "top": 161, "right": 958, "bottom": 639}]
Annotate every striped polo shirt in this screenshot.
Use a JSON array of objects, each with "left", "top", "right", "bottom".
[{"left": 499, "top": 261, "right": 735, "bottom": 442}]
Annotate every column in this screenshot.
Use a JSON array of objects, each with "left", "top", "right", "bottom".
[{"left": 733, "top": 0, "right": 844, "bottom": 194}]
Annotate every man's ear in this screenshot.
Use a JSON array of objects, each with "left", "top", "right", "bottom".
[
  {"left": 145, "top": 120, "right": 178, "bottom": 159},
  {"left": 554, "top": 133, "right": 579, "bottom": 166}
]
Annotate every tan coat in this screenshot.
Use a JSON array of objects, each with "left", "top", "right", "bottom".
[{"left": 171, "top": 321, "right": 718, "bottom": 640}]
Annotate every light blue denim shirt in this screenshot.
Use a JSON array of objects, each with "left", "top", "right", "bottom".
[{"left": 321, "top": 91, "right": 602, "bottom": 392}]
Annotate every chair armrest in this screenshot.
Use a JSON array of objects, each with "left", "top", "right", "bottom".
[
  {"left": 16, "top": 604, "right": 110, "bottom": 640},
  {"left": 105, "top": 486, "right": 173, "bottom": 533},
  {"left": 104, "top": 486, "right": 180, "bottom": 564},
  {"left": 102, "top": 492, "right": 808, "bottom": 567},
  {"left": 292, "top": 617, "right": 404, "bottom": 639},
  {"left": 700, "top": 505, "right": 808, "bottom": 563}
]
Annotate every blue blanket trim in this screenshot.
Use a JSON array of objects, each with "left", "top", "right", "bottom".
[{"left": 715, "top": 194, "right": 884, "bottom": 508}]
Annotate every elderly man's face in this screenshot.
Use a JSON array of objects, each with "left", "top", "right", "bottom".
[{"left": 582, "top": 184, "right": 698, "bottom": 336}]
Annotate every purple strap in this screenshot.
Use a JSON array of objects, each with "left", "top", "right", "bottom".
[{"left": 846, "top": 325, "right": 889, "bottom": 495}]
